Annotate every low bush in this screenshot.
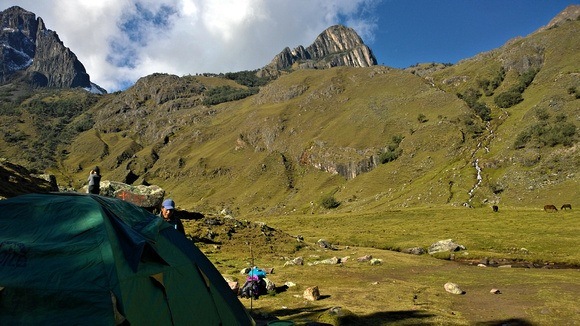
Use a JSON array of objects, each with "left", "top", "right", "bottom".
[{"left": 321, "top": 194, "right": 340, "bottom": 209}]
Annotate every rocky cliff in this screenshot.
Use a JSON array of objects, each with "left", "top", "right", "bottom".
[
  {"left": 258, "top": 25, "right": 377, "bottom": 77},
  {"left": 0, "top": 6, "right": 103, "bottom": 91}
]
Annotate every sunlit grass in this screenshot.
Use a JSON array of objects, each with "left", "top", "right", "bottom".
[{"left": 256, "top": 206, "right": 580, "bottom": 265}]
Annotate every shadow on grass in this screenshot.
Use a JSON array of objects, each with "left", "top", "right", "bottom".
[
  {"left": 251, "top": 307, "right": 436, "bottom": 325},
  {"left": 475, "top": 318, "right": 535, "bottom": 326}
]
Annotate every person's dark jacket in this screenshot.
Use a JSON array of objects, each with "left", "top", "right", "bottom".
[{"left": 158, "top": 213, "right": 185, "bottom": 235}]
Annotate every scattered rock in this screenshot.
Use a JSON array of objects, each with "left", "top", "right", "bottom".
[
  {"left": 263, "top": 267, "right": 274, "bottom": 274},
  {"left": 444, "top": 282, "right": 465, "bottom": 295},
  {"left": 311, "top": 257, "right": 341, "bottom": 265},
  {"left": 428, "top": 239, "right": 466, "bottom": 254},
  {"left": 369, "top": 258, "right": 383, "bottom": 265},
  {"left": 316, "top": 239, "right": 333, "bottom": 249},
  {"left": 264, "top": 278, "right": 276, "bottom": 292},
  {"left": 357, "top": 255, "right": 372, "bottom": 262},
  {"left": 477, "top": 264, "right": 487, "bottom": 267},
  {"left": 303, "top": 286, "right": 320, "bottom": 301},
  {"left": 284, "top": 257, "right": 304, "bottom": 266},
  {"left": 402, "top": 247, "right": 426, "bottom": 255},
  {"left": 490, "top": 288, "right": 501, "bottom": 294}
]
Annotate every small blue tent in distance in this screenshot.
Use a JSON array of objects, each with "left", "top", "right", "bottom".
[{"left": 0, "top": 193, "right": 254, "bottom": 325}]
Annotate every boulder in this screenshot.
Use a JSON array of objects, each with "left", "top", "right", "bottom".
[
  {"left": 369, "top": 258, "right": 383, "bottom": 265},
  {"left": 357, "top": 255, "right": 372, "bottom": 262},
  {"left": 428, "top": 239, "right": 466, "bottom": 254},
  {"left": 284, "top": 257, "right": 304, "bottom": 266},
  {"left": 316, "top": 239, "right": 332, "bottom": 249},
  {"left": 402, "top": 247, "right": 426, "bottom": 255},
  {"left": 97, "top": 181, "right": 165, "bottom": 211},
  {"left": 303, "top": 286, "right": 320, "bottom": 301},
  {"left": 444, "top": 282, "right": 465, "bottom": 295},
  {"left": 263, "top": 278, "right": 276, "bottom": 292}
]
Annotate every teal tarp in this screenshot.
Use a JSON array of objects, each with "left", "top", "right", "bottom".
[{"left": 0, "top": 193, "right": 254, "bottom": 325}]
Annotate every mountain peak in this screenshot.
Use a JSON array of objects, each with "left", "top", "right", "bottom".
[
  {"left": 537, "top": 4, "right": 580, "bottom": 33},
  {"left": 0, "top": 6, "right": 104, "bottom": 92},
  {"left": 258, "top": 24, "right": 377, "bottom": 77}
]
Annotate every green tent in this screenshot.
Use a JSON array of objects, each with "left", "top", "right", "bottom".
[{"left": 0, "top": 193, "right": 254, "bottom": 325}]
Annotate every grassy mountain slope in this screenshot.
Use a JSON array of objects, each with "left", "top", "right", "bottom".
[
  {"left": 428, "top": 17, "right": 579, "bottom": 208},
  {"left": 0, "top": 16, "right": 577, "bottom": 216},
  {"left": 57, "top": 66, "right": 476, "bottom": 214}
]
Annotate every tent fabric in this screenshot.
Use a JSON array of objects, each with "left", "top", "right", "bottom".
[{"left": 0, "top": 193, "right": 254, "bottom": 325}]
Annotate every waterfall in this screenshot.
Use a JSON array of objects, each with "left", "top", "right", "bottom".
[{"left": 467, "top": 159, "right": 483, "bottom": 200}]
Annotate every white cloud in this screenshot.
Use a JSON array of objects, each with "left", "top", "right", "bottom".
[{"left": 6, "top": 0, "right": 379, "bottom": 92}]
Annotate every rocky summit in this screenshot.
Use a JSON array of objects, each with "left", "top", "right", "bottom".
[
  {"left": 258, "top": 25, "right": 377, "bottom": 77},
  {"left": 0, "top": 6, "right": 103, "bottom": 92}
]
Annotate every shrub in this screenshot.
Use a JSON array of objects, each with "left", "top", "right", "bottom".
[
  {"left": 514, "top": 130, "right": 532, "bottom": 149},
  {"left": 202, "top": 86, "right": 258, "bottom": 105},
  {"left": 494, "top": 90, "right": 523, "bottom": 108},
  {"left": 224, "top": 70, "right": 272, "bottom": 87},
  {"left": 457, "top": 88, "right": 481, "bottom": 108},
  {"left": 472, "top": 102, "right": 491, "bottom": 121},
  {"left": 493, "top": 68, "right": 538, "bottom": 108},
  {"left": 535, "top": 108, "right": 550, "bottom": 121},
  {"left": 417, "top": 113, "right": 428, "bottom": 123},
  {"left": 321, "top": 195, "right": 340, "bottom": 209},
  {"left": 73, "top": 114, "right": 94, "bottom": 132},
  {"left": 379, "top": 148, "right": 402, "bottom": 164},
  {"left": 379, "top": 135, "right": 404, "bottom": 164},
  {"left": 391, "top": 134, "right": 404, "bottom": 145}
]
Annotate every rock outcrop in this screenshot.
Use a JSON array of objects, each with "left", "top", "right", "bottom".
[
  {"left": 0, "top": 6, "right": 104, "bottom": 92},
  {"left": 258, "top": 25, "right": 377, "bottom": 77},
  {"left": 0, "top": 159, "right": 58, "bottom": 199},
  {"left": 537, "top": 4, "right": 580, "bottom": 32}
]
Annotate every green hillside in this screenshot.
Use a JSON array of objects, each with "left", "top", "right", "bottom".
[{"left": 0, "top": 18, "right": 578, "bottom": 216}]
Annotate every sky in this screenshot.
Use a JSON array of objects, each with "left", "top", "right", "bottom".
[{"left": 2, "top": 0, "right": 577, "bottom": 92}]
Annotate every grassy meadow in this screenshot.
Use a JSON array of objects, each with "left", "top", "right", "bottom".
[
  {"left": 256, "top": 206, "right": 580, "bottom": 266},
  {"left": 201, "top": 206, "right": 580, "bottom": 325}
]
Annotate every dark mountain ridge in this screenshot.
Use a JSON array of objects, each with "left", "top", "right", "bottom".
[{"left": 0, "top": 6, "right": 104, "bottom": 92}]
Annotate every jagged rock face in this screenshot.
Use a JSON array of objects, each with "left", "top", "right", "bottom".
[
  {"left": 259, "top": 25, "right": 377, "bottom": 77},
  {"left": 0, "top": 6, "right": 91, "bottom": 88}
]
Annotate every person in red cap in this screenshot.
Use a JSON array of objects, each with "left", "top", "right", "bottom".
[{"left": 159, "top": 198, "right": 185, "bottom": 235}]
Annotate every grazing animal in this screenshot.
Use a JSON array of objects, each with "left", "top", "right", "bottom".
[
  {"left": 543, "top": 205, "right": 558, "bottom": 212},
  {"left": 492, "top": 205, "right": 499, "bottom": 212},
  {"left": 561, "top": 204, "right": 572, "bottom": 210}
]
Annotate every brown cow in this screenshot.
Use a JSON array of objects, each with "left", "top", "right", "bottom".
[
  {"left": 561, "top": 204, "right": 572, "bottom": 210},
  {"left": 544, "top": 205, "right": 558, "bottom": 212}
]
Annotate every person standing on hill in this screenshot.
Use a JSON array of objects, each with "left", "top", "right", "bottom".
[
  {"left": 87, "top": 166, "right": 101, "bottom": 194},
  {"left": 159, "top": 198, "right": 185, "bottom": 235}
]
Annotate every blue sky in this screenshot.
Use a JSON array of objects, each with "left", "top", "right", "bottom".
[
  {"left": 372, "top": 1, "right": 576, "bottom": 67},
  {"left": 4, "top": 0, "right": 577, "bottom": 92}
]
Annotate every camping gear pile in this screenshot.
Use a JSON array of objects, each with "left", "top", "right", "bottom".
[
  {"left": 0, "top": 193, "right": 254, "bottom": 325},
  {"left": 239, "top": 267, "right": 268, "bottom": 300}
]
